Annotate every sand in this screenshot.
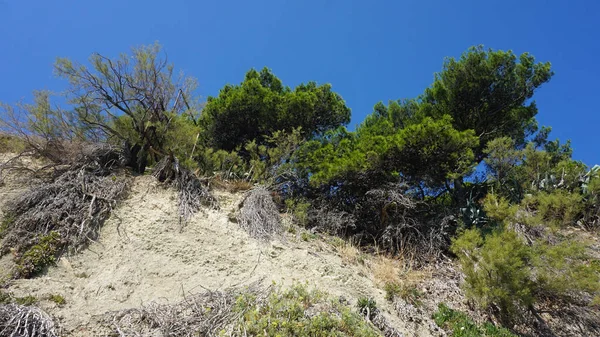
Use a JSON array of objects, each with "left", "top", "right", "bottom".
[{"left": 4, "top": 176, "right": 443, "bottom": 336}]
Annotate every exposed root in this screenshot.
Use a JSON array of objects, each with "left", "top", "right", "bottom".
[
  {"left": 153, "top": 155, "right": 219, "bottom": 226},
  {"left": 237, "top": 186, "right": 281, "bottom": 241},
  {"left": 1, "top": 144, "right": 129, "bottom": 276},
  {"left": 0, "top": 304, "right": 59, "bottom": 337}
]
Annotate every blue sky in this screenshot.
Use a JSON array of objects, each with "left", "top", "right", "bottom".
[{"left": 1, "top": 0, "right": 598, "bottom": 165}]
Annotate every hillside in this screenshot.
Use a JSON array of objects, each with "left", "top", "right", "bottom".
[
  {"left": 1, "top": 157, "right": 598, "bottom": 337},
  {"left": 0, "top": 158, "right": 484, "bottom": 336},
  {"left": 1, "top": 44, "right": 599, "bottom": 337}
]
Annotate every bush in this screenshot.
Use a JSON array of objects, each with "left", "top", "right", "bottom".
[
  {"left": 527, "top": 190, "right": 583, "bottom": 228},
  {"left": 0, "top": 213, "right": 15, "bottom": 239},
  {"left": 483, "top": 190, "right": 583, "bottom": 230},
  {"left": 16, "top": 231, "right": 63, "bottom": 278},
  {"left": 451, "top": 228, "right": 533, "bottom": 321},
  {"left": 285, "top": 197, "right": 311, "bottom": 226},
  {"left": 452, "top": 227, "right": 600, "bottom": 323},
  {"left": 47, "top": 294, "right": 66, "bottom": 306},
  {"left": 234, "top": 284, "right": 381, "bottom": 336},
  {"left": 433, "top": 303, "right": 516, "bottom": 337},
  {"left": 0, "top": 134, "right": 26, "bottom": 154}
]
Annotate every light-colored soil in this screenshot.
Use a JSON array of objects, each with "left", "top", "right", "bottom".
[{"left": 2, "top": 175, "right": 447, "bottom": 336}]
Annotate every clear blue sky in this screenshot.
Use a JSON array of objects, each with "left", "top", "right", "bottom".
[{"left": 1, "top": 0, "right": 598, "bottom": 165}]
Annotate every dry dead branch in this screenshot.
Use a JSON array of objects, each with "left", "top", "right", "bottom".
[
  {"left": 237, "top": 187, "right": 282, "bottom": 241},
  {"left": 1, "top": 144, "right": 129, "bottom": 272},
  {"left": 153, "top": 155, "right": 218, "bottom": 226},
  {"left": 0, "top": 304, "right": 59, "bottom": 337},
  {"left": 108, "top": 282, "right": 266, "bottom": 337}
]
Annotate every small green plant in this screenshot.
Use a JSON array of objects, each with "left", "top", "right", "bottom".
[
  {"left": 433, "top": 303, "right": 516, "bottom": 337},
  {"left": 301, "top": 231, "right": 316, "bottom": 242},
  {"left": 48, "top": 294, "right": 66, "bottom": 306},
  {"left": 74, "top": 272, "right": 89, "bottom": 278},
  {"left": 0, "top": 213, "right": 16, "bottom": 239},
  {"left": 356, "top": 296, "right": 378, "bottom": 321},
  {"left": 16, "top": 231, "right": 63, "bottom": 278},
  {"left": 14, "top": 295, "right": 37, "bottom": 306},
  {"left": 384, "top": 282, "right": 423, "bottom": 306},
  {"left": 232, "top": 283, "right": 381, "bottom": 336},
  {"left": 287, "top": 224, "right": 297, "bottom": 234},
  {"left": 0, "top": 135, "right": 27, "bottom": 154},
  {"left": 0, "top": 290, "right": 10, "bottom": 304},
  {"left": 384, "top": 282, "right": 401, "bottom": 302}
]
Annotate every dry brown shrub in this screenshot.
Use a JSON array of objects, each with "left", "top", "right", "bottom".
[
  {"left": 237, "top": 186, "right": 282, "bottom": 241},
  {"left": 371, "top": 255, "right": 402, "bottom": 286},
  {"left": 338, "top": 240, "right": 363, "bottom": 266},
  {"left": 210, "top": 176, "right": 253, "bottom": 193}
]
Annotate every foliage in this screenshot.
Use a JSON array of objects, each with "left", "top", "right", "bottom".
[
  {"left": 200, "top": 67, "right": 350, "bottom": 153},
  {"left": 0, "top": 213, "right": 15, "bottom": 239},
  {"left": 233, "top": 284, "right": 381, "bottom": 336},
  {"left": 15, "top": 231, "right": 63, "bottom": 278},
  {"left": 0, "top": 291, "right": 39, "bottom": 307},
  {"left": 452, "top": 227, "right": 600, "bottom": 322},
  {"left": 451, "top": 228, "right": 533, "bottom": 320},
  {"left": 524, "top": 190, "right": 583, "bottom": 229},
  {"left": 433, "top": 303, "right": 517, "bottom": 337},
  {"left": 54, "top": 43, "right": 199, "bottom": 173},
  {"left": 299, "top": 115, "right": 478, "bottom": 191},
  {"left": 47, "top": 294, "right": 66, "bottom": 306},
  {"left": 356, "top": 296, "right": 378, "bottom": 321},
  {"left": 422, "top": 45, "right": 553, "bottom": 162},
  {"left": 0, "top": 134, "right": 26, "bottom": 154},
  {"left": 13, "top": 295, "right": 38, "bottom": 307},
  {"left": 285, "top": 197, "right": 311, "bottom": 226},
  {"left": 483, "top": 137, "right": 521, "bottom": 184}
]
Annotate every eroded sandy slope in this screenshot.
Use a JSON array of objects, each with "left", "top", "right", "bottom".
[{"left": 5, "top": 176, "right": 437, "bottom": 336}]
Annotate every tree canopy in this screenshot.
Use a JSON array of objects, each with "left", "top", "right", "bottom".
[
  {"left": 422, "top": 45, "right": 553, "bottom": 162},
  {"left": 199, "top": 67, "right": 351, "bottom": 153},
  {"left": 54, "top": 43, "right": 199, "bottom": 172}
]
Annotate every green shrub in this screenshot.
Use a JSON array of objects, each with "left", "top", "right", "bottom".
[
  {"left": 452, "top": 228, "right": 600, "bottom": 322},
  {"left": 232, "top": 284, "right": 381, "bottom": 336},
  {"left": 16, "top": 231, "right": 63, "bottom": 278},
  {"left": 0, "top": 134, "right": 27, "bottom": 154},
  {"left": 285, "top": 198, "right": 311, "bottom": 226},
  {"left": 0, "top": 291, "right": 39, "bottom": 306},
  {"left": 433, "top": 303, "right": 516, "bottom": 337},
  {"left": 384, "top": 282, "right": 401, "bottom": 302},
  {"left": 528, "top": 190, "right": 583, "bottom": 228},
  {"left": 0, "top": 290, "right": 10, "bottom": 304},
  {"left": 451, "top": 228, "right": 534, "bottom": 321},
  {"left": 532, "top": 240, "right": 600, "bottom": 297}
]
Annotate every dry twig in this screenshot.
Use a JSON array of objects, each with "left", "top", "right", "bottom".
[
  {"left": 0, "top": 304, "right": 59, "bottom": 337},
  {"left": 237, "top": 187, "right": 282, "bottom": 241}
]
